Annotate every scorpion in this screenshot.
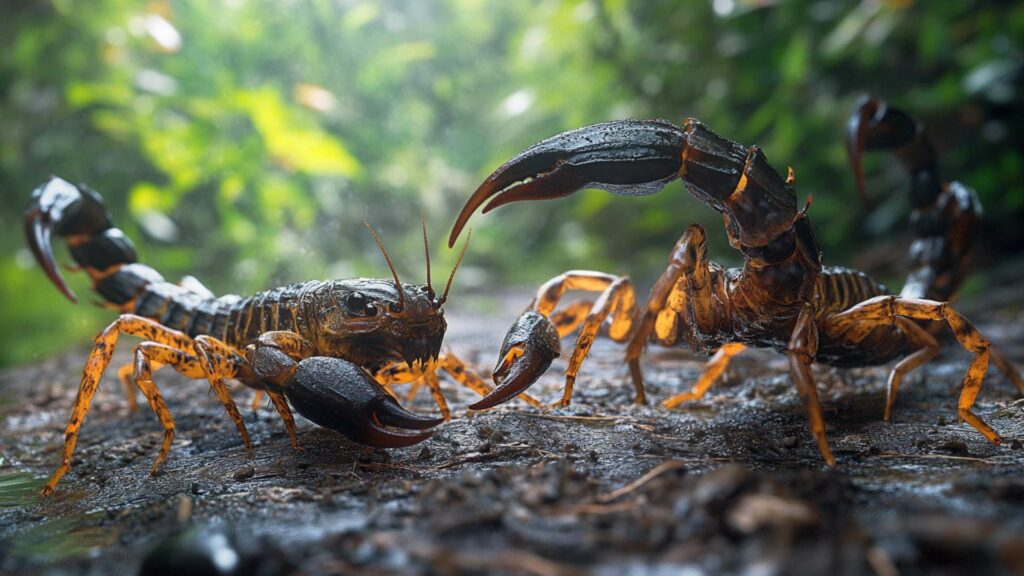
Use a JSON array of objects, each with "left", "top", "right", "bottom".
[
  {"left": 25, "top": 178, "right": 529, "bottom": 495},
  {"left": 449, "top": 97, "right": 1024, "bottom": 466}
]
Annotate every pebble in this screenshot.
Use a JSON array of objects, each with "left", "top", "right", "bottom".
[{"left": 232, "top": 465, "right": 255, "bottom": 481}]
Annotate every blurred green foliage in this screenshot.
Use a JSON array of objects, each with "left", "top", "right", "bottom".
[{"left": 1, "top": 0, "right": 1022, "bottom": 367}]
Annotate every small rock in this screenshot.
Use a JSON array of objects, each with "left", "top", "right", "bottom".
[
  {"left": 780, "top": 436, "right": 799, "bottom": 449},
  {"left": 232, "top": 465, "right": 255, "bottom": 481}
]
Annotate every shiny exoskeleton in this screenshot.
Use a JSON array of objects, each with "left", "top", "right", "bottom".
[
  {"left": 449, "top": 99, "right": 1023, "bottom": 466},
  {"left": 26, "top": 178, "right": 509, "bottom": 495}
]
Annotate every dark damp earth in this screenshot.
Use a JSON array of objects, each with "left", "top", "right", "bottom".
[{"left": 1, "top": 292, "right": 1023, "bottom": 576}]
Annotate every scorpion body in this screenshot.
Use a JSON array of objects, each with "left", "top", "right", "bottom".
[
  {"left": 26, "top": 178, "right": 506, "bottom": 495},
  {"left": 450, "top": 99, "right": 1023, "bottom": 466}
]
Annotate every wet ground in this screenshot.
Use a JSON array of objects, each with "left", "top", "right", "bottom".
[{"left": 1, "top": 292, "right": 1023, "bottom": 575}]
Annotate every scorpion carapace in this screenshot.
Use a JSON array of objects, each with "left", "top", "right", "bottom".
[
  {"left": 449, "top": 103, "right": 1023, "bottom": 466},
  {"left": 25, "top": 177, "right": 512, "bottom": 495}
]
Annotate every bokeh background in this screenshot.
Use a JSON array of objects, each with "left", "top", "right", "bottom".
[{"left": 1, "top": 0, "right": 1022, "bottom": 367}]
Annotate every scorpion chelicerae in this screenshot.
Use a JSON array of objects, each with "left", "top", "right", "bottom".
[
  {"left": 26, "top": 178, "right": 526, "bottom": 495},
  {"left": 449, "top": 97, "right": 1023, "bottom": 466}
]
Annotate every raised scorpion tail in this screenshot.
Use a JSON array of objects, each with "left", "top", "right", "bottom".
[
  {"left": 25, "top": 177, "right": 163, "bottom": 307},
  {"left": 847, "top": 96, "right": 982, "bottom": 301}
]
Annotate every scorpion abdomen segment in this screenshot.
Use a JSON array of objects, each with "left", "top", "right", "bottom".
[{"left": 814, "top": 267, "right": 890, "bottom": 317}]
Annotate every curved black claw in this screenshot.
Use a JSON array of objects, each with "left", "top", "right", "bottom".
[
  {"left": 469, "top": 311, "right": 560, "bottom": 411},
  {"left": 846, "top": 96, "right": 920, "bottom": 207},
  {"left": 449, "top": 119, "right": 685, "bottom": 247},
  {"left": 23, "top": 177, "right": 122, "bottom": 303},
  {"left": 284, "top": 356, "right": 442, "bottom": 448}
]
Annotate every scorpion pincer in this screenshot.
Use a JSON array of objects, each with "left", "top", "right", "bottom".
[
  {"left": 450, "top": 100, "right": 1023, "bottom": 466},
  {"left": 25, "top": 178, "right": 504, "bottom": 495}
]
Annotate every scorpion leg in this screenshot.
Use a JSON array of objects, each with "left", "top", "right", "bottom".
[
  {"left": 627, "top": 224, "right": 722, "bottom": 405},
  {"left": 250, "top": 390, "right": 265, "bottom": 412},
  {"left": 788, "top": 303, "right": 836, "bottom": 467},
  {"left": 827, "top": 296, "right": 1002, "bottom": 444},
  {"left": 989, "top": 346, "right": 1024, "bottom": 395},
  {"left": 421, "top": 367, "right": 451, "bottom": 421},
  {"left": 556, "top": 276, "right": 637, "bottom": 408},
  {"left": 40, "top": 314, "right": 199, "bottom": 496},
  {"left": 374, "top": 361, "right": 424, "bottom": 402},
  {"left": 193, "top": 335, "right": 254, "bottom": 457},
  {"left": 267, "top": 391, "right": 300, "bottom": 449},
  {"left": 438, "top": 351, "right": 544, "bottom": 409},
  {"left": 116, "top": 357, "right": 142, "bottom": 412},
  {"left": 883, "top": 318, "right": 939, "bottom": 423},
  {"left": 241, "top": 331, "right": 317, "bottom": 446},
  {"left": 663, "top": 344, "right": 746, "bottom": 409},
  {"left": 130, "top": 342, "right": 207, "bottom": 474},
  {"left": 549, "top": 301, "right": 595, "bottom": 337}
]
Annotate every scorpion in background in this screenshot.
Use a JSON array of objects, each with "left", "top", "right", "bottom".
[
  {"left": 449, "top": 97, "right": 1024, "bottom": 466},
  {"left": 25, "top": 178, "right": 530, "bottom": 496}
]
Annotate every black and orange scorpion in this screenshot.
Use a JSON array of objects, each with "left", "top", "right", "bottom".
[
  {"left": 25, "top": 178, "right": 540, "bottom": 496},
  {"left": 449, "top": 96, "right": 1024, "bottom": 466}
]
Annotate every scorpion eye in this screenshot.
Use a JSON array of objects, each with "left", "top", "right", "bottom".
[{"left": 346, "top": 291, "right": 379, "bottom": 317}]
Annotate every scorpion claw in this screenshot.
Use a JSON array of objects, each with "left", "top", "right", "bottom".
[
  {"left": 284, "top": 356, "right": 440, "bottom": 448},
  {"left": 449, "top": 119, "right": 686, "bottom": 247},
  {"left": 469, "top": 311, "right": 560, "bottom": 410}
]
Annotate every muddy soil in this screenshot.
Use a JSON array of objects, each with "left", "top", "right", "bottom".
[{"left": 1, "top": 292, "right": 1023, "bottom": 575}]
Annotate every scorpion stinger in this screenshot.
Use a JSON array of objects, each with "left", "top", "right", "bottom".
[{"left": 24, "top": 178, "right": 131, "bottom": 303}]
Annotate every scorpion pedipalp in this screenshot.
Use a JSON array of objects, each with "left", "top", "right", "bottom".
[
  {"left": 469, "top": 310, "right": 560, "bottom": 410},
  {"left": 284, "top": 356, "right": 442, "bottom": 448},
  {"left": 449, "top": 119, "right": 686, "bottom": 247}
]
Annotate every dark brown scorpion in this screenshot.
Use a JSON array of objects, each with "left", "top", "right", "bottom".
[
  {"left": 25, "top": 178, "right": 530, "bottom": 495},
  {"left": 451, "top": 97, "right": 1023, "bottom": 466}
]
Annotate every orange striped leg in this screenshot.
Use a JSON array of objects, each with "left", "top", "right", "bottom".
[
  {"left": 250, "top": 390, "right": 266, "bottom": 411},
  {"left": 422, "top": 365, "right": 451, "bottom": 421},
  {"left": 374, "top": 361, "right": 425, "bottom": 403},
  {"left": 663, "top": 343, "right": 746, "bottom": 409},
  {"left": 557, "top": 276, "right": 637, "bottom": 408},
  {"left": 626, "top": 225, "right": 710, "bottom": 405},
  {"left": 193, "top": 335, "right": 253, "bottom": 456},
  {"left": 883, "top": 318, "right": 939, "bottom": 422},
  {"left": 40, "top": 314, "right": 197, "bottom": 496},
  {"left": 130, "top": 342, "right": 206, "bottom": 475},
  {"left": 549, "top": 301, "right": 594, "bottom": 337},
  {"left": 990, "top": 345, "right": 1024, "bottom": 395},
  {"left": 116, "top": 358, "right": 142, "bottom": 412},
  {"left": 267, "top": 391, "right": 300, "bottom": 449},
  {"left": 438, "top": 351, "right": 543, "bottom": 408},
  {"left": 788, "top": 303, "right": 835, "bottom": 467},
  {"left": 827, "top": 296, "right": 1001, "bottom": 444}
]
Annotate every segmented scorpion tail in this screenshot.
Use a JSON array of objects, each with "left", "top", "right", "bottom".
[
  {"left": 24, "top": 177, "right": 164, "bottom": 307},
  {"left": 848, "top": 96, "right": 982, "bottom": 302}
]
